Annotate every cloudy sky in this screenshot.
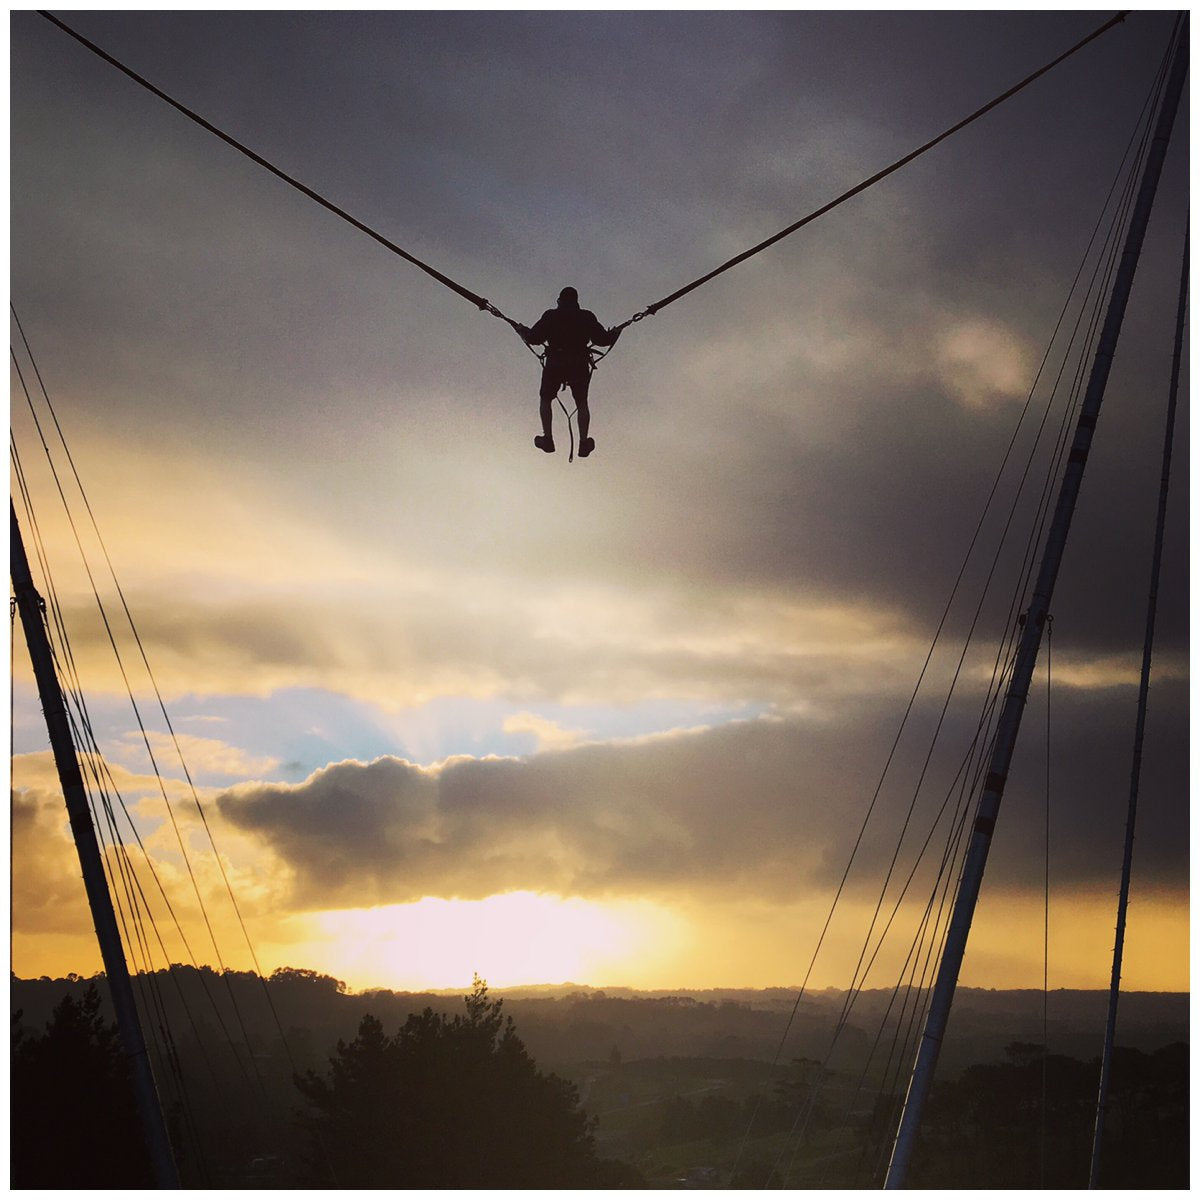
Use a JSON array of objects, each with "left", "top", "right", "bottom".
[{"left": 10, "top": 9, "right": 1189, "bottom": 997}]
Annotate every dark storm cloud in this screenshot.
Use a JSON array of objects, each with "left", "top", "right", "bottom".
[
  {"left": 12, "top": 778, "right": 111, "bottom": 935},
  {"left": 988, "top": 677, "right": 1189, "bottom": 894},
  {"left": 12, "top": 9, "right": 1187, "bottom": 927},
  {"left": 12, "top": 11, "right": 777, "bottom": 320},
  {"left": 611, "top": 341, "right": 1189, "bottom": 665},
  {"left": 218, "top": 680, "right": 1187, "bottom": 911}
]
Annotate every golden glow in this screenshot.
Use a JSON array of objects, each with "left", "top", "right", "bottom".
[
  {"left": 10, "top": 883, "right": 1189, "bottom": 993},
  {"left": 293, "top": 893, "right": 686, "bottom": 991},
  {"left": 10, "top": 754, "right": 1187, "bottom": 993},
  {"left": 937, "top": 316, "right": 1034, "bottom": 407},
  {"left": 659, "top": 890, "right": 1190, "bottom": 994},
  {"left": 248, "top": 887, "right": 1188, "bottom": 994},
  {"left": 501, "top": 712, "right": 586, "bottom": 751},
  {"left": 963, "top": 887, "right": 1190, "bottom": 992}
]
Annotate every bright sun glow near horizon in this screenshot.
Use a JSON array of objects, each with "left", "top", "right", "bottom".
[
  {"left": 287, "top": 893, "right": 689, "bottom": 992},
  {"left": 8, "top": 873, "right": 1189, "bottom": 995},
  {"left": 249, "top": 889, "right": 1188, "bottom": 996}
]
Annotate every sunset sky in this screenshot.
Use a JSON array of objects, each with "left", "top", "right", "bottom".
[{"left": 10, "top": 9, "right": 1189, "bottom": 997}]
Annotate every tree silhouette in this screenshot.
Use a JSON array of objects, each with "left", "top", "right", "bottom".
[
  {"left": 11, "top": 984, "right": 156, "bottom": 1187},
  {"left": 295, "top": 975, "right": 628, "bottom": 1187},
  {"left": 908, "top": 1041, "right": 1188, "bottom": 1189}
]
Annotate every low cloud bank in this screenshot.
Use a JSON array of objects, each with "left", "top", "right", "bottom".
[{"left": 218, "top": 688, "right": 1187, "bottom": 910}]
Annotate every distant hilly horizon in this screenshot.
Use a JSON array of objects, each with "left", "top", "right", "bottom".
[
  {"left": 11, "top": 970, "right": 1190, "bottom": 1000},
  {"left": 477, "top": 982, "right": 1191, "bottom": 1000},
  {"left": 12, "top": 968, "right": 1186, "bottom": 1081}
]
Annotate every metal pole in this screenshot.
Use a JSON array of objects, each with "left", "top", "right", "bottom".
[
  {"left": 884, "top": 22, "right": 1188, "bottom": 1189},
  {"left": 10, "top": 500, "right": 180, "bottom": 1188},
  {"left": 1087, "top": 222, "right": 1187, "bottom": 1188}
]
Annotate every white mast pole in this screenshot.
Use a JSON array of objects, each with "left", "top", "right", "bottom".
[
  {"left": 10, "top": 501, "right": 181, "bottom": 1188},
  {"left": 884, "top": 21, "right": 1188, "bottom": 1189},
  {"left": 1088, "top": 221, "right": 1187, "bottom": 1189}
]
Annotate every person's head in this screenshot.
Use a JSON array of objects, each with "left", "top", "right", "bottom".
[{"left": 557, "top": 286, "right": 579, "bottom": 309}]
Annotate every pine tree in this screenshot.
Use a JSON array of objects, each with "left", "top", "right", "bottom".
[{"left": 295, "top": 975, "right": 621, "bottom": 1187}]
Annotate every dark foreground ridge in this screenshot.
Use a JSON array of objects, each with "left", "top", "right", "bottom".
[{"left": 11, "top": 971, "right": 1188, "bottom": 1188}]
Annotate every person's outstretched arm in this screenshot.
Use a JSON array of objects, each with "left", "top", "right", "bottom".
[
  {"left": 522, "top": 312, "right": 550, "bottom": 344},
  {"left": 588, "top": 313, "right": 619, "bottom": 346}
]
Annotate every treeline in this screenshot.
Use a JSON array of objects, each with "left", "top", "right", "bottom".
[
  {"left": 908, "top": 1040, "right": 1188, "bottom": 1189},
  {"left": 12, "top": 968, "right": 1188, "bottom": 1072},
  {"left": 10, "top": 976, "right": 639, "bottom": 1188},
  {"left": 630, "top": 1044, "right": 1187, "bottom": 1188},
  {"left": 9, "top": 968, "right": 1190, "bottom": 1187}
]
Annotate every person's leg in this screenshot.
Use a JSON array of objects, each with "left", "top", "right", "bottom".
[
  {"left": 536, "top": 367, "right": 558, "bottom": 451},
  {"left": 572, "top": 369, "right": 594, "bottom": 455}
]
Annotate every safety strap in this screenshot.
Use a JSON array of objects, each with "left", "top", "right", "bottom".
[
  {"left": 41, "top": 12, "right": 502, "bottom": 315},
  {"left": 497, "top": 316, "right": 615, "bottom": 463},
  {"left": 45, "top": 9, "right": 1126, "bottom": 344},
  {"left": 558, "top": 395, "right": 578, "bottom": 463},
  {"left": 612, "top": 11, "right": 1128, "bottom": 328}
]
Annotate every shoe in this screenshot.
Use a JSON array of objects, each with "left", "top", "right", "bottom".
[
  {"left": 534, "top": 434, "right": 555, "bottom": 453},
  {"left": 579, "top": 437, "right": 595, "bottom": 458}
]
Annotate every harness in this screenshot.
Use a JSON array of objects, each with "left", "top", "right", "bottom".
[
  {"left": 492, "top": 307, "right": 620, "bottom": 462},
  {"left": 542, "top": 349, "right": 604, "bottom": 463}
]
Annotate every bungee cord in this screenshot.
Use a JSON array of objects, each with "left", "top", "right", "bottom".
[
  {"left": 40, "top": 9, "right": 1128, "bottom": 355},
  {"left": 37, "top": 11, "right": 495, "bottom": 315},
  {"left": 616, "top": 11, "right": 1129, "bottom": 329}
]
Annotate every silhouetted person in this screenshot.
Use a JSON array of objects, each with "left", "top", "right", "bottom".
[{"left": 518, "top": 287, "right": 618, "bottom": 457}]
